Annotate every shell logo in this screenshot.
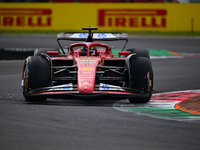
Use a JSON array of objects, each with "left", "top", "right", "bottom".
[{"left": 81, "top": 67, "right": 93, "bottom": 71}]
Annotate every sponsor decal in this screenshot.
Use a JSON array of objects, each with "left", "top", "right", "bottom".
[
  {"left": 72, "top": 33, "right": 112, "bottom": 39},
  {"left": 0, "top": 8, "right": 52, "bottom": 28},
  {"left": 79, "top": 33, "right": 88, "bottom": 38},
  {"left": 82, "top": 71, "right": 92, "bottom": 75},
  {"left": 98, "top": 9, "right": 167, "bottom": 28},
  {"left": 97, "top": 33, "right": 107, "bottom": 38},
  {"left": 99, "top": 83, "right": 125, "bottom": 91},
  {"left": 79, "top": 61, "right": 95, "bottom": 65},
  {"left": 57, "top": 83, "right": 73, "bottom": 91},
  {"left": 102, "top": 84, "right": 110, "bottom": 90},
  {"left": 81, "top": 67, "right": 93, "bottom": 71},
  {"left": 62, "top": 84, "right": 72, "bottom": 90},
  {"left": 83, "top": 82, "right": 89, "bottom": 85},
  {"left": 80, "top": 76, "right": 93, "bottom": 79},
  {"left": 77, "top": 57, "right": 100, "bottom": 60}
]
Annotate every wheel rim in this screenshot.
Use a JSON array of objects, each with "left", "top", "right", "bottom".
[{"left": 23, "top": 65, "right": 29, "bottom": 93}]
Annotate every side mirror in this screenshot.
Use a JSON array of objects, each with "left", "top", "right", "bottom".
[
  {"left": 118, "top": 51, "right": 131, "bottom": 57},
  {"left": 47, "top": 51, "right": 59, "bottom": 56}
]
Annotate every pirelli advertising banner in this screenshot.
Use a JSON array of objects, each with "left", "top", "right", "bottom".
[{"left": 0, "top": 3, "right": 200, "bottom": 32}]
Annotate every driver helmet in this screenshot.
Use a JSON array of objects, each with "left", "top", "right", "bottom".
[
  {"left": 81, "top": 46, "right": 96, "bottom": 56},
  {"left": 90, "top": 46, "right": 97, "bottom": 56},
  {"left": 81, "top": 46, "right": 88, "bottom": 55}
]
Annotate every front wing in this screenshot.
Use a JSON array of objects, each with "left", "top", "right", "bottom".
[{"left": 24, "top": 83, "right": 151, "bottom": 99}]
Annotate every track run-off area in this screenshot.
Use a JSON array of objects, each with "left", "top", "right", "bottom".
[
  {"left": 0, "top": 35, "right": 200, "bottom": 150},
  {"left": 114, "top": 90, "right": 200, "bottom": 123}
]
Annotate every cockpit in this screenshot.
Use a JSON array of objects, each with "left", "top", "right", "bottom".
[{"left": 69, "top": 42, "right": 110, "bottom": 57}]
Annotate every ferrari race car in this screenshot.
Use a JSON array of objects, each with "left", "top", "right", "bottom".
[{"left": 22, "top": 27, "right": 153, "bottom": 103}]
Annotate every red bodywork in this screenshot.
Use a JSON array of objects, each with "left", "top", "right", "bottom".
[
  {"left": 25, "top": 30, "right": 151, "bottom": 100},
  {"left": 40, "top": 42, "right": 133, "bottom": 97},
  {"left": 31, "top": 41, "right": 145, "bottom": 99}
]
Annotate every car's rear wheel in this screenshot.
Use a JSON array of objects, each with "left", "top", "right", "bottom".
[
  {"left": 22, "top": 56, "right": 50, "bottom": 102},
  {"left": 127, "top": 53, "right": 153, "bottom": 103},
  {"left": 34, "top": 48, "right": 60, "bottom": 56}
]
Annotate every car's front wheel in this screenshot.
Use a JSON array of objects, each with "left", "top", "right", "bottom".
[
  {"left": 22, "top": 56, "right": 50, "bottom": 102},
  {"left": 126, "top": 48, "right": 153, "bottom": 103},
  {"left": 128, "top": 57, "right": 153, "bottom": 103}
]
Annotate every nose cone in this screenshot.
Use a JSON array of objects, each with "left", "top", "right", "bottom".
[{"left": 76, "top": 57, "right": 100, "bottom": 93}]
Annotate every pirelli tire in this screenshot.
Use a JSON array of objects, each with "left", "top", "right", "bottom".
[
  {"left": 34, "top": 48, "right": 60, "bottom": 56},
  {"left": 125, "top": 48, "right": 150, "bottom": 58},
  {"left": 128, "top": 56, "right": 153, "bottom": 103},
  {"left": 22, "top": 56, "right": 50, "bottom": 102}
]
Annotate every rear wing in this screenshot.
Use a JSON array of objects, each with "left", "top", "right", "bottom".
[
  {"left": 57, "top": 27, "right": 128, "bottom": 54},
  {"left": 57, "top": 32, "right": 128, "bottom": 41}
]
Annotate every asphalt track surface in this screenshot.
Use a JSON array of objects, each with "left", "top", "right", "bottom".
[{"left": 0, "top": 35, "right": 200, "bottom": 150}]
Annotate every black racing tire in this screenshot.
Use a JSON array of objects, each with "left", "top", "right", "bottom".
[
  {"left": 128, "top": 57, "right": 153, "bottom": 103},
  {"left": 125, "top": 48, "right": 150, "bottom": 58},
  {"left": 34, "top": 48, "right": 59, "bottom": 56},
  {"left": 22, "top": 56, "right": 50, "bottom": 102}
]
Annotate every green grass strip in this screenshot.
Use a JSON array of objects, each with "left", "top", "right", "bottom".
[
  {"left": 149, "top": 49, "right": 174, "bottom": 56},
  {"left": 112, "top": 49, "right": 121, "bottom": 56},
  {"left": 112, "top": 49, "right": 175, "bottom": 57}
]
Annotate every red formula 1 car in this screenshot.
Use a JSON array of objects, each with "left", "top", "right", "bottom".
[{"left": 22, "top": 27, "right": 153, "bottom": 103}]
